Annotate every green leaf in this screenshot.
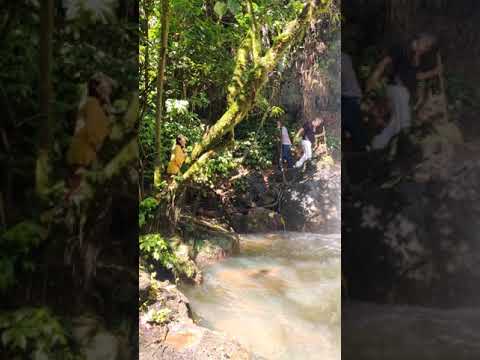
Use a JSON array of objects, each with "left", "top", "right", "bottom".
[
  {"left": 227, "top": 0, "right": 241, "bottom": 15},
  {"left": 214, "top": 2, "right": 227, "bottom": 19}
]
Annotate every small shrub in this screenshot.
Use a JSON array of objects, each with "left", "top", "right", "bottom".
[
  {"left": 0, "top": 308, "right": 80, "bottom": 360},
  {"left": 139, "top": 234, "right": 178, "bottom": 271},
  {"left": 148, "top": 308, "right": 172, "bottom": 325},
  {"left": 139, "top": 197, "right": 159, "bottom": 229},
  {"left": 0, "top": 221, "right": 46, "bottom": 291}
]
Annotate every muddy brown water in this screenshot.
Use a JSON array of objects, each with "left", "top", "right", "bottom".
[{"left": 182, "top": 232, "right": 341, "bottom": 360}]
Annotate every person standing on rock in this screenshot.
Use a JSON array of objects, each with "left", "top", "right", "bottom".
[
  {"left": 277, "top": 120, "right": 294, "bottom": 170},
  {"left": 294, "top": 119, "right": 315, "bottom": 168}
]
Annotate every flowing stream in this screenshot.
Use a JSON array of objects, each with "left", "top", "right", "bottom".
[{"left": 182, "top": 232, "right": 341, "bottom": 360}]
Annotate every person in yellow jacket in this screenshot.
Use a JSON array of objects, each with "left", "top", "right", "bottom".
[
  {"left": 66, "top": 73, "right": 114, "bottom": 199},
  {"left": 167, "top": 135, "right": 187, "bottom": 177}
]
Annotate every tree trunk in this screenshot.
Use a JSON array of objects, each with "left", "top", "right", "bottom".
[
  {"left": 36, "top": 0, "right": 54, "bottom": 197},
  {"left": 154, "top": 0, "right": 170, "bottom": 187},
  {"left": 143, "top": 0, "right": 150, "bottom": 94}
]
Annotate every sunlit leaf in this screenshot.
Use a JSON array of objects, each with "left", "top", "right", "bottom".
[{"left": 214, "top": 2, "right": 227, "bottom": 19}]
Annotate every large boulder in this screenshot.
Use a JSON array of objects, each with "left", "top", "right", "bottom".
[
  {"left": 194, "top": 233, "right": 240, "bottom": 268},
  {"left": 281, "top": 158, "right": 341, "bottom": 232},
  {"left": 179, "top": 219, "right": 240, "bottom": 268},
  {"left": 227, "top": 157, "right": 341, "bottom": 234}
]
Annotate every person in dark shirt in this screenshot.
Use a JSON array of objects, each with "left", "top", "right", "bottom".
[
  {"left": 303, "top": 120, "right": 315, "bottom": 144},
  {"left": 367, "top": 33, "right": 441, "bottom": 149}
]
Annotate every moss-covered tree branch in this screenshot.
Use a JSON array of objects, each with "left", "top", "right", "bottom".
[
  {"left": 185, "top": 0, "right": 323, "bottom": 176},
  {"left": 247, "top": 0, "right": 262, "bottom": 62},
  {"left": 101, "top": 138, "right": 138, "bottom": 181}
]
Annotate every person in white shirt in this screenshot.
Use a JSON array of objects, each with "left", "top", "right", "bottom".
[
  {"left": 277, "top": 120, "right": 293, "bottom": 169},
  {"left": 294, "top": 120, "right": 315, "bottom": 168}
]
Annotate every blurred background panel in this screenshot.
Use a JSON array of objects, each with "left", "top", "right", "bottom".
[
  {"left": 342, "top": 1, "right": 480, "bottom": 359},
  {"left": 0, "top": 1, "right": 139, "bottom": 359}
]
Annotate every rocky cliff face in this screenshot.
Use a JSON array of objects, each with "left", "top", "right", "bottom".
[{"left": 278, "top": 34, "right": 340, "bottom": 135}]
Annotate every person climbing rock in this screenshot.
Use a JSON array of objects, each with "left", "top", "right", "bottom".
[
  {"left": 277, "top": 120, "right": 293, "bottom": 170},
  {"left": 367, "top": 33, "right": 440, "bottom": 149},
  {"left": 66, "top": 72, "right": 115, "bottom": 200},
  {"left": 167, "top": 135, "right": 187, "bottom": 179},
  {"left": 341, "top": 52, "right": 370, "bottom": 151},
  {"left": 294, "top": 120, "right": 315, "bottom": 168}
]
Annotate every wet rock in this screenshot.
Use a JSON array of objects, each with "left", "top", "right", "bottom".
[
  {"left": 179, "top": 219, "right": 240, "bottom": 268},
  {"left": 195, "top": 233, "right": 240, "bottom": 268}
]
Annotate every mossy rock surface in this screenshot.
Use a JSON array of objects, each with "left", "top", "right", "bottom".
[
  {"left": 172, "top": 243, "right": 201, "bottom": 283},
  {"left": 179, "top": 218, "right": 240, "bottom": 268},
  {"left": 194, "top": 234, "right": 240, "bottom": 268}
]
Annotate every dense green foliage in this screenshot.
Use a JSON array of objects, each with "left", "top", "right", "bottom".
[
  {"left": 0, "top": 221, "right": 46, "bottom": 291},
  {"left": 139, "top": 196, "right": 160, "bottom": 228},
  {"left": 1, "top": 1, "right": 138, "bottom": 358},
  {"left": 140, "top": 233, "right": 178, "bottom": 270},
  {"left": 138, "top": 0, "right": 336, "bottom": 190}
]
